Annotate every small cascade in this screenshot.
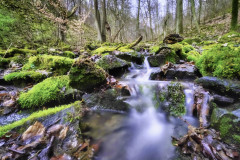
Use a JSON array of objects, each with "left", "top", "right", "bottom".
[
  {"left": 184, "top": 89, "right": 194, "bottom": 116},
  {"left": 136, "top": 57, "right": 152, "bottom": 81},
  {"left": 200, "top": 91, "right": 210, "bottom": 127}
]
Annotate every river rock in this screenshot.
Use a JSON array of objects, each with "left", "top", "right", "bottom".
[
  {"left": 163, "top": 34, "right": 184, "bottom": 44},
  {"left": 212, "top": 94, "right": 235, "bottom": 106},
  {"left": 69, "top": 58, "right": 107, "bottom": 91},
  {"left": 82, "top": 89, "right": 129, "bottom": 111},
  {"left": 211, "top": 107, "right": 240, "bottom": 146},
  {"left": 96, "top": 55, "right": 130, "bottom": 77},
  {"left": 114, "top": 51, "right": 144, "bottom": 65},
  {"left": 147, "top": 54, "right": 166, "bottom": 67},
  {"left": 195, "top": 76, "right": 240, "bottom": 99}
]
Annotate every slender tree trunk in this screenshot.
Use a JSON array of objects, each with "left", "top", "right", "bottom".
[
  {"left": 198, "top": 0, "right": 202, "bottom": 25},
  {"left": 231, "top": 0, "right": 239, "bottom": 31},
  {"left": 101, "top": 0, "right": 107, "bottom": 42},
  {"left": 147, "top": 0, "right": 153, "bottom": 40},
  {"left": 190, "top": 0, "right": 200, "bottom": 33},
  {"left": 176, "top": 0, "right": 183, "bottom": 34},
  {"left": 136, "top": 0, "right": 141, "bottom": 38},
  {"left": 94, "top": 0, "right": 102, "bottom": 42}
]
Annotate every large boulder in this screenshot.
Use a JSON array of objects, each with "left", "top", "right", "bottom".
[
  {"left": 163, "top": 34, "right": 184, "bottom": 44},
  {"left": 211, "top": 107, "right": 240, "bottom": 146},
  {"left": 69, "top": 58, "right": 107, "bottom": 91},
  {"left": 96, "top": 55, "right": 130, "bottom": 77},
  {"left": 147, "top": 54, "right": 166, "bottom": 67},
  {"left": 195, "top": 76, "right": 240, "bottom": 99},
  {"left": 114, "top": 51, "right": 144, "bottom": 65},
  {"left": 82, "top": 89, "right": 130, "bottom": 111}
]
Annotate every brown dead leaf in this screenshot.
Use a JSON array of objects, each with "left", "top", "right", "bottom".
[
  {"left": 59, "top": 126, "right": 68, "bottom": 140},
  {"left": 22, "top": 121, "right": 45, "bottom": 141},
  {"left": 47, "top": 124, "right": 64, "bottom": 135},
  {"left": 50, "top": 153, "right": 72, "bottom": 160}
]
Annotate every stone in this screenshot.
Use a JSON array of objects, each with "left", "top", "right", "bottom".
[
  {"left": 163, "top": 34, "right": 184, "bottom": 44},
  {"left": 212, "top": 94, "right": 234, "bottom": 106},
  {"left": 69, "top": 58, "right": 107, "bottom": 91},
  {"left": 114, "top": 51, "right": 144, "bottom": 65},
  {"left": 195, "top": 76, "right": 240, "bottom": 99},
  {"left": 96, "top": 55, "right": 130, "bottom": 77},
  {"left": 147, "top": 54, "right": 166, "bottom": 67}
]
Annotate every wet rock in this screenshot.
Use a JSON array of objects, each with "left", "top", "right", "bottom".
[
  {"left": 157, "top": 47, "right": 172, "bottom": 55},
  {"left": 165, "top": 64, "right": 201, "bottom": 80},
  {"left": 195, "top": 76, "right": 240, "bottom": 99},
  {"left": 211, "top": 107, "right": 240, "bottom": 146},
  {"left": 163, "top": 34, "right": 184, "bottom": 44},
  {"left": 212, "top": 94, "right": 235, "bottom": 106},
  {"left": 114, "top": 51, "right": 144, "bottom": 65},
  {"left": 149, "top": 68, "right": 163, "bottom": 80},
  {"left": 96, "top": 55, "right": 130, "bottom": 77},
  {"left": 82, "top": 89, "right": 129, "bottom": 111},
  {"left": 147, "top": 54, "right": 166, "bottom": 67},
  {"left": 69, "top": 58, "right": 107, "bottom": 91}
]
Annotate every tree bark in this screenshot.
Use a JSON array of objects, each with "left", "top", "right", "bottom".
[
  {"left": 136, "top": 0, "right": 141, "bottom": 38},
  {"left": 198, "top": 0, "right": 202, "bottom": 25},
  {"left": 231, "top": 0, "right": 239, "bottom": 31},
  {"left": 101, "top": 0, "right": 107, "bottom": 42},
  {"left": 176, "top": 0, "right": 183, "bottom": 34},
  {"left": 94, "top": 0, "right": 103, "bottom": 42},
  {"left": 190, "top": 0, "right": 200, "bottom": 33}
]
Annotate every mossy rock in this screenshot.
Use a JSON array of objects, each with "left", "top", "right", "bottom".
[
  {"left": 115, "top": 51, "right": 144, "bottom": 65},
  {"left": 182, "top": 38, "right": 201, "bottom": 44},
  {"left": 196, "top": 44, "right": 240, "bottom": 79},
  {"left": 18, "top": 75, "right": 78, "bottom": 109},
  {"left": 218, "top": 31, "right": 240, "bottom": 44},
  {"left": 92, "top": 46, "right": 116, "bottom": 55},
  {"left": 195, "top": 76, "right": 240, "bottom": 99},
  {"left": 3, "top": 71, "right": 48, "bottom": 86},
  {"left": 96, "top": 55, "right": 130, "bottom": 77},
  {"left": 22, "top": 55, "right": 74, "bottom": 75},
  {"left": 149, "top": 46, "right": 161, "bottom": 54},
  {"left": 69, "top": 58, "right": 107, "bottom": 91},
  {"left": 62, "top": 51, "right": 75, "bottom": 58},
  {"left": 211, "top": 107, "right": 240, "bottom": 146},
  {"left": 0, "top": 48, "right": 37, "bottom": 58},
  {"left": 0, "top": 58, "right": 10, "bottom": 68}
]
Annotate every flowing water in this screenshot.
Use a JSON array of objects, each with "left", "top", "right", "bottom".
[{"left": 90, "top": 58, "right": 211, "bottom": 160}]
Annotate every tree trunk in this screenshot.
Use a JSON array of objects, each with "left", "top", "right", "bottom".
[
  {"left": 101, "top": 0, "right": 107, "bottom": 42},
  {"left": 198, "top": 0, "right": 202, "bottom": 25},
  {"left": 136, "top": 0, "right": 141, "bottom": 38},
  {"left": 176, "top": 0, "right": 183, "bottom": 34},
  {"left": 94, "top": 0, "right": 103, "bottom": 42},
  {"left": 231, "top": 0, "right": 239, "bottom": 31},
  {"left": 190, "top": 0, "right": 200, "bottom": 33}
]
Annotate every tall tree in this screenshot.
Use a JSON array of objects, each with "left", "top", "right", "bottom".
[
  {"left": 136, "top": 0, "right": 141, "bottom": 38},
  {"left": 101, "top": 0, "right": 107, "bottom": 42},
  {"left": 176, "top": 0, "right": 183, "bottom": 34},
  {"left": 190, "top": 0, "right": 200, "bottom": 33},
  {"left": 198, "top": 0, "right": 202, "bottom": 24},
  {"left": 94, "top": 0, "right": 103, "bottom": 42},
  {"left": 231, "top": 0, "right": 239, "bottom": 31},
  {"left": 146, "top": 0, "right": 153, "bottom": 40}
]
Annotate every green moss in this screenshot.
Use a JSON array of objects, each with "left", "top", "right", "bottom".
[
  {"left": 200, "top": 40, "right": 216, "bottom": 45},
  {"left": 219, "top": 116, "right": 233, "bottom": 138},
  {"left": 69, "top": 58, "right": 106, "bottom": 91},
  {"left": 218, "top": 31, "right": 240, "bottom": 44},
  {"left": 96, "top": 55, "right": 128, "bottom": 71},
  {"left": 196, "top": 44, "right": 240, "bottom": 79},
  {"left": 0, "top": 57, "right": 10, "bottom": 68},
  {"left": 63, "top": 51, "right": 75, "bottom": 58},
  {"left": 92, "top": 46, "right": 116, "bottom": 55},
  {"left": 4, "top": 71, "right": 47, "bottom": 84},
  {"left": 0, "top": 101, "right": 81, "bottom": 137},
  {"left": 18, "top": 75, "right": 70, "bottom": 109},
  {"left": 182, "top": 44, "right": 194, "bottom": 54},
  {"left": 0, "top": 48, "right": 37, "bottom": 58},
  {"left": 182, "top": 38, "right": 201, "bottom": 44},
  {"left": 22, "top": 55, "right": 74, "bottom": 75},
  {"left": 118, "top": 47, "right": 135, "bottom": 53},
  {"left": 186, "top": 50, "right": 200, "bottom": 62},
  {"left": 150, "top": 46, "right": 160, "bottom": 54},
  {"left": 233, "top": 135, "right": 240, "bottom": 144}
]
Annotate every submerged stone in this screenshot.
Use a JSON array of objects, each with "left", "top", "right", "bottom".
[{"left": 115, "top": 51, "right": 144, "bottom": 65}]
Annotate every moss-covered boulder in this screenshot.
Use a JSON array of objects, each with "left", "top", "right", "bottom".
[
  {"left": 69, "top": 58, "right": 107, "bottom": 91},
  {"left": 115, "top": 51, "right": 144, "bottom": 64},
  {"left": 0, "top": 48, "right": 37, "bottom": 58},
  {"left": 3, "top": 71, "right": 48, "bottom": 86},
  {"left": 163, "top": 34, "right": 184, "bottom": 44},
  {"left": 211, "top": 107, "right": 240, "bottom": 146},
  {"left": 195, "top": 76, "right": 240, "bottom": 99},
  {"left": 22, "top": 55, "right": 74, "bottom": 75},
  {"left": 96, "top": 55, "right": 130, "bottom": 77},
  {"left": 82, "top": 89, "right": 129, "bottom": 111},
  {"left": 92, "top": 46, "right": 116, "bottom": 55},
  {"left": 18, "top": 76, "right": 79, "bottom": 109}
]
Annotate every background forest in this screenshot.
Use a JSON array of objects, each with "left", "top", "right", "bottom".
[{"left": 0, "top": 0, "right": 239, "bottom": 50}]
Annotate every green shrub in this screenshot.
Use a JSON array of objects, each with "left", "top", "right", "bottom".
[
  {"left": 196, "top": 45, "right": 240, "bottom": 79},
  {"left": 18, "top": 75, "right": 70, "bottom": 108},
  {"left": 4, "top": 71, "right": 47, "bottom": 83},
  {"left": 22, "top": 55, "right": 74, "bottom": 75}
]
